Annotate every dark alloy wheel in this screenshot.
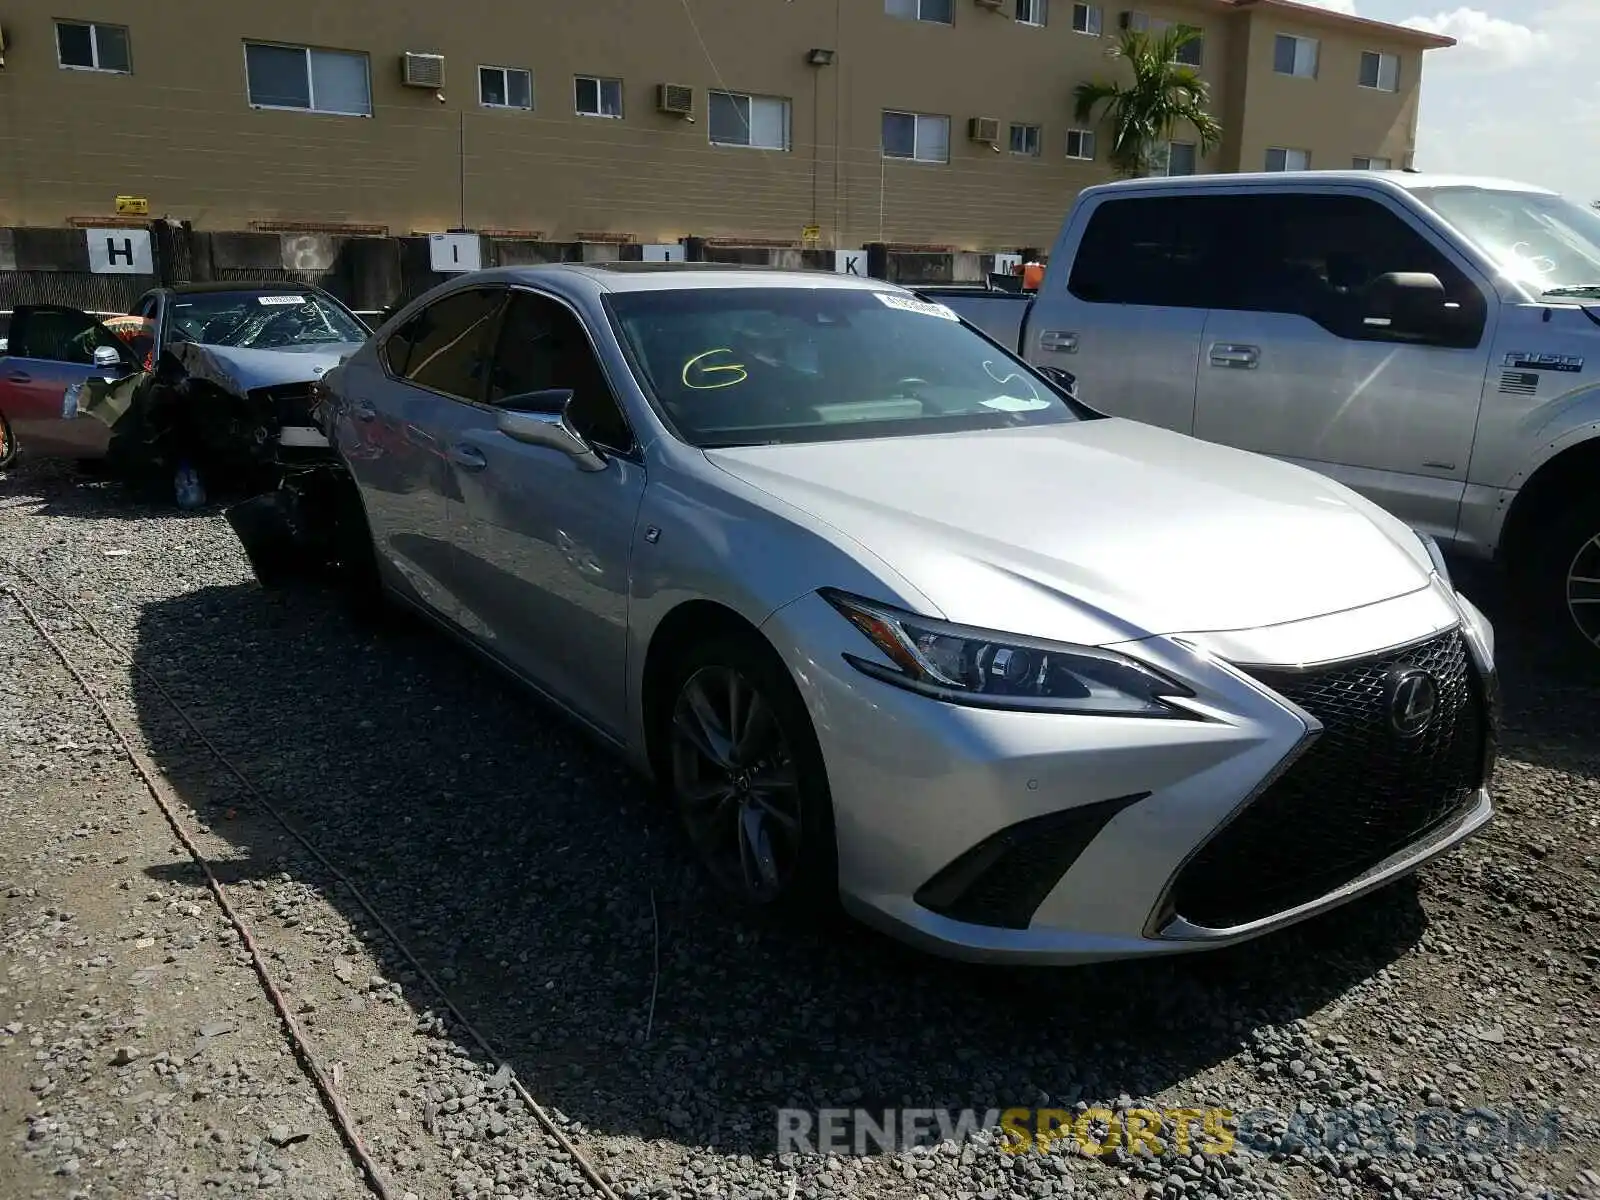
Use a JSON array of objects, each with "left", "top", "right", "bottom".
[
  {"left": 1528, "top": 497, "right": 1600, "bottom": 658},
  {"left": 663, "top": 634, "right": 837, "bottom": 913},
  {"left": 1563, "top": 522, "right": 1600, "bottom": 652}
]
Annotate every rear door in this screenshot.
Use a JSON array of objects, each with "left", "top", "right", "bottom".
[
  {"left": 1191, "top": 190, "right": 1494, "bottom": 544},
  {"left": 1, "top": 306, "right": 140, "bottom": 457},
  {"left": 1024, "top": 194, "right": 1224, "bottom": 432},
  {"left": 335, "top": 286, "right": 507, "bottom": 618}
]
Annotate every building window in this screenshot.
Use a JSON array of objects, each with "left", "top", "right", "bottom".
[
  {"left": 1123, "top": 10, "right": 1150, "bottom": 30},
  {"left": 1359, "top": 51, "right": 1400, "bottom": 91},
  {"left": 245, "top": 43, "right": 371, "bottom": 116},
  {"left": 1065, "top": 128, "right": 1097, "bottom": 160},
  {"left": 1265, "top": 147, "right": 1311, "bottom": 171},
  {"left": 1172, "top": 26, "right": 1203, "bottom": 66},
  {"left": 1157, "top": 140, "right": 1197, "bottom": 176},
  {"left": 1353, "top": 155, "right": 1392, "bottom": 170},
  {"left": 575, "top": 76, "right": 623, "bottom": 118},
  {"left": 1017, "top": 0, "right": 1047, "bottom": 27},
  {"left": 885, "top": 0, "right": 955, "bottom": 24},
  {"left": 1009, "top": 123, "right": 1042, "bottom": 156},
  {"left": 1072, "top": 3, "right": 1102, "bottom": 34},
  {"left": 1273, "top": 33, "right": 1319, "bottom": 78},
  {"left": 479, "top": 66, "right": 533, "bottom": 110},
  {"left": 882, "top": 110, "right": 950, "bottom": 163},
  {"left": 55, "top": 21, "right": 131, "bottom": 73},
  {"left": 709, "top": 91, "right": 791, "bottom": 150}
]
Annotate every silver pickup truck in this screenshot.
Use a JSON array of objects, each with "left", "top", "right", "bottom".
[{"left": 927, "top": 171, "right": 1600, "bottom": 656}]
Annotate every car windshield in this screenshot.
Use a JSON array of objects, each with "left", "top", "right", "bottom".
[
  {"left": 604, "top": 286, "right": 1079, "bottom": 447},
  {"left": 166, "top": 291, "right": 368, "bottom": 350},
  {"left": 1411, "top": 186, "right": 1600, "bottom": 297}
]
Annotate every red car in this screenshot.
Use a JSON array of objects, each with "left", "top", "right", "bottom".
[{"left": 0, "top": 305, "right": 148, "bottom": 466}]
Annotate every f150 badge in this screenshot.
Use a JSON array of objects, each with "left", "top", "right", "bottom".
[{"left": 1504, "top": 352, "right": 1585, "bottom": 373}]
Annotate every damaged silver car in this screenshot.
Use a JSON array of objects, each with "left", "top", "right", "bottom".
[{"left": 3, "top": 283, "right": 368, "bottom": 503}]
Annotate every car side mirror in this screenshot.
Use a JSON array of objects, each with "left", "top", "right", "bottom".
[
  {"left": 92, "top": 344, "right": 125, "bottom": 373},
  {"left": 1034, "top": 365, "right": 1077, "bottom": 395},
  {"left": 1365, "top": 271, "right": 1447, "bottom": 333},
  {"left": 494, "top": 390, "right": 606, "bottom": 472}
]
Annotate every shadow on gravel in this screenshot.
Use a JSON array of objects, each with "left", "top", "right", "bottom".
[
  {"left": 127, "top": 579, "right": 1447, "bottom": 1157},
  {"left": 1448, "top": 561, "right": 1600, "bottom": 778}
]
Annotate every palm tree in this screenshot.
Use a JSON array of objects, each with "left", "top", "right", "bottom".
[{"left": 1073, "top": 26, "right": 1223, "bottom": 178}]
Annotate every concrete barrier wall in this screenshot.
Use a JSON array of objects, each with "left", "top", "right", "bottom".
[{"left": 0, "top": 222, "right": 1035, "bottom": 319}]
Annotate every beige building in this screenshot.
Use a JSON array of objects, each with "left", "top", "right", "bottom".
[{"left": 0, "top": 0, "right": 1452, "bottom": 251}]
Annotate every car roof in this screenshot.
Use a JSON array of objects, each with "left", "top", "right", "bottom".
[
  {"left": 449, "top": 262, "right": 900, "bottom": 294},
  {"left": 158, "top": 281, "right": 339, "bottom": 297},
  {"left": 1085, "top": 171, "right": 1558, "bottom": 198}
]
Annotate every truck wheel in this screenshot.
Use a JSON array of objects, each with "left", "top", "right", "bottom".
[{"left": 1530, "top": 498, "right": 1600, "bottom": 657}]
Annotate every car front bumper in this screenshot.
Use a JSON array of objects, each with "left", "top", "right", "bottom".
[{"left": 760, "top": 580, "right": 1497, "bottom": 966}]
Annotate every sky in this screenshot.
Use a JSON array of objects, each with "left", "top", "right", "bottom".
[{"left": 1299, "top": 0, "right": 1598, "bottom": 201}]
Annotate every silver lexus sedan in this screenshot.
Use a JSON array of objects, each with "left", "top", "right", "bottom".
[{"left": 304, "top": 263, "right": 1498, "bottom": 965}]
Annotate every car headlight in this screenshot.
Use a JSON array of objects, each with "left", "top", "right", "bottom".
[
  {"left": 1415, "top": 530, "right": 1452, "bottom": 586},
  {"left": 821, "top": 590, "right": 1198, "bottom": 717}
]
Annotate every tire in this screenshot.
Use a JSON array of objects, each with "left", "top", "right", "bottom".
[
  {"left": 0, "top": 412, "right": 15, "bottom": 470},
  {"left": 1526, "top": 496, "right": 1600, "bottom": 657},
  {"left": 655, "top": 631, "right": 839, "bottom": 920}
]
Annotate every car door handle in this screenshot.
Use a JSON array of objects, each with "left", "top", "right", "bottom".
[
  {"left": 1209, "top": 343, "right": 1260, "bottom": 369},
  {"left": 447, "top": 444, "right": 488, "bottom": 472},
  {"left": 6, "top": 371, "right": 31, "bottom": 383},
  {"left": 350, "top": 400, "right": 377, "bottom": 422},
  {"left": 1038, "top": 330, "right": 1078, "bottom": 353}
]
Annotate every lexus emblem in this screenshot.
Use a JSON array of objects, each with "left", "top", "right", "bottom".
[{"left": 1385, "top": 667, "right": 1438, "bottom": 738}]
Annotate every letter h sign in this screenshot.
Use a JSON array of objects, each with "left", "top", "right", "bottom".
[{"left": 85, "top": 228, "right": 154, "bottom": 275}]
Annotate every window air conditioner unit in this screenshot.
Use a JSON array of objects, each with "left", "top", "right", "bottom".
[
  {"left": 974, "top": 0, "right": 1005, "bottom": 10},
  {"left": 968, "top": 116, "right": 1001, "bottom": 143},
  {"left": 401, "top": 52, "right": 445, "bottom": 89},
  {"left": 657, "top": 83, "right": 695, "bottom": 116}
]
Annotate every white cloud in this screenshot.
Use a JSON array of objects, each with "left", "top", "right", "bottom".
[{"left": 1401, "top": 7, "right": 1551, "bottom": 69}]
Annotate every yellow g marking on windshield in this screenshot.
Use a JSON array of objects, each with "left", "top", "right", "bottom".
[{"left": 683, "top": 348, "right": 749, "bottom": 390}]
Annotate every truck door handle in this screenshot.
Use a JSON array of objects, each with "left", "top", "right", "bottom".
[
  {"left": 350, "top": 400, "right": 377, "bottom": 422},
  {"left": 448, "top": 444, "right": 488, "bottom": 472},
  {"left": 1209, "top": 343, "right": 1260, "bottom": 369},
  {"left": 1039, "top": 330, "right": 1079, "bottom": 354}
]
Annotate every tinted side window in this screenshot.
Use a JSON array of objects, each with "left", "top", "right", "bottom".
[
  {"left": 1067, "top": 196, "right": 1226, "bottom": 308},
  {"left": 1215, "top": 194, "right": 1487, "bottom": 349},
  {"left": 403, "top": 288, "right": 506, "bottom": 401},
  {"left": 490, "top": 291, "right": 632, "bottom": 451},
  {"left": 9, "top": 309, "right": 125, "bottom": 365}
]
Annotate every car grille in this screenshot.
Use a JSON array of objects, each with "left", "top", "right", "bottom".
[
  {"left": 1165, "top": 628, "right": 1486, "bottom": 931},
  {"left": 248, "top": 383, "right": 318, "bottom": 428}
]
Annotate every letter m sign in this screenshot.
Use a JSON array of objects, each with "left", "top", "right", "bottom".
[{"left": 85, "top": 229, "right": 154, "bottom": 275}]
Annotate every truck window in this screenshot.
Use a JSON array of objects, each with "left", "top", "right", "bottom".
[
  {"left": 1213, "top": 193, "right": 1487, "bottom": 350},
  {"left": 1067, "top": 196, "right": 1227, "bottom": 308}
]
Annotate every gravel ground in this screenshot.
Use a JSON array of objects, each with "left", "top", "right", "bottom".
[{"left": 1, "top": 455, "right": 1597, "bottom": 1200}]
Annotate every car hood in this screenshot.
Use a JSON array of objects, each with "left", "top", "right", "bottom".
[
  {"left": 704, "top": 419, "right": 1433, "bottom": 644},
  {"left": 173, "top": 341, "right": 364, "bottom": 397}
]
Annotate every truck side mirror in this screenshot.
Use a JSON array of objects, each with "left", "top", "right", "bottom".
[{"left": 1365, "top": 271, "right": 1447, "bottom": 334}]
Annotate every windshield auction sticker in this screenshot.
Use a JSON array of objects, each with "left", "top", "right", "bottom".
[
  {"left": 257, "top": 295, "right": 307, "bottom": 306},
  {"left": 874, "top": 293, "right": 959, "bottom": 321}
]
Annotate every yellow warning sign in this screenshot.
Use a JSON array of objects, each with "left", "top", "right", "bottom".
[{"left": 115, "top": 196, "right": 150, "bottom": 216}]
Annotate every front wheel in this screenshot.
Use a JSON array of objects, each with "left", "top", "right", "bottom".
[
  {"left": 1528, "top": 498, "right": 1600, "bottom": 657},
  {"left": 660, "top": 633, "right": 838, "bottom": 918}
]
